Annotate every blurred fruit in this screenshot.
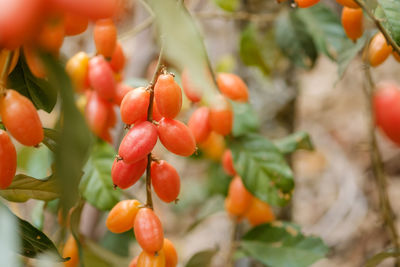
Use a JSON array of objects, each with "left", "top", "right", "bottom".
[
  {"left": 245, "top": 198, "right": 275, "bottom": 226},
  {"left": 341, "top": 7, "right": 363, "bottom": 42},
  {"left": 66, "top": 52, "right": 89, "bottom": 92},
  {"left": 295, "top": 0, "right": 320, "bottom": 8},
  {"left": 88, "top": 56, "right": 116, "bottom": 101},
  {"left": 209, "top": 94, "right": 233, "bottom": 136},
  {"left": 36, "top": 15, "right": 65, "bottom": 53},
  {"left": 368, "top": 32, "right": 392, "bottom": 67},
  {"left": 217, "top": 73, "right": 249, "bottom": 102},
  {"left": 154, "top": 74, "right": 182, "bottom": 119},
  {"left": 200, "top": 132, "right": 226, "bottom": 161},
  {"left": 64, "top": 12, "right": 88, "bottom": 36},
  {"left": 112, "top": 157, "right": 148, "bottom": 189},
  {"left": 63, "top": 235, "right": 79, "bottom": 267},
  {"left": 23, "top": 45, "right": 46, "bottom": 78},
  {"left": 181, "top": 69, "right": 202, "bottom": 103},
  {"left": 222, "top": 149, "right": 236, "bottom": 176},
  {"left": 0, "top": 130, "right": 16, "bottom": 189},
  {"left": 94, "top": 19, "right": 117, "bottom": 58},
  {"left": 109, "top": 42, "right": 125, "bottom": 72},
  {"left": 137, "top": 250, "right": 165, "bottom": 267},
  {"left": 85, "top": 92, "right": 111, "bottom": 137},
  {"left": 114, "top": 83, "right": 133, "bottom": 106},
  {"left": 0, "top": 49, "right": 19, "bottom": 75},
  {"left": 336, "top": 0, "right": 359, "bottom": 8},
  {"left": 49, "top": 0, "right": 118, "bottom": 20},
  {"left": 225, "top": 176, "right": 252, "bottom": 217},
  {"left": 134, "top": 208, "right": 164, "bottom": 253},
  {"left": 188, "top": 107, "right": 211, "bottom": 144},
  {"left": 106, "top": 200, "right": 141, "bottom": 233},
  {"left": 163, "top": 239, "right": 178, "bottom": 267},
  {"left": 120, "top": 87, "right": 150, "bottom": 125},
  {"left": 151, "top": 160, "right": 180, "bottom": 203}
]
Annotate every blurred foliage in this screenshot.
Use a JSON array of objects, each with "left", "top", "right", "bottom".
[
  {"left": 0, "top": 203, "right": 19, "bottom": 267},
  {"left": 365, "top": 250, "right": 400, "bottom": 267},
  {"left": 206, "top": 162, "right": 231, "bottom": 196},
  {"left": 274, "top": 131, "right": 314, "bottom": 154},
  {"left": 185, "top": 248, "right": 218, "bottom": 267},
  {"left": 100, "top": 230, "right": 133, "bottom": 257},
  {"left": 213, "top": 0, "right": 239, "bottom": 12},
  {"left": 232, "top": 101, "right": 260, "bottom": 137},
  {"left": 376, "top": 0, "right": 400, "bottom": 45},
  {"left": 18, "top": 145, "right": 52, "bottom": 179}
]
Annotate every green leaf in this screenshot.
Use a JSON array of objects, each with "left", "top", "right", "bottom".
[
  {"left": 274, "top": 131, "right": 314, "bottom": 155},
  {"left": 185, "top": 248, "right": 218, "bottom": 267},
  {"left": 41, "top": 53, "right": 93, "bottom": 214},
  {"left": 337, "top": 35, "right": 367, "bottom": 78},
  {"left": 8, "top": 54, "right": 57, "bottom": 113},
  {"left": 80, "top": 142, "right": 121, "bottom": 211},
  {"left": 232, "top": 101, "right": 260, "bottom": 137},
  {"left": 207, "top": 162, "right": 231, "bottom": 196},
  {"left": 239, "top": 24, "right": 279, "bottom": 75},
  {"left": 100, "top": 231, "right": 132, "bottom": 257},
  {"left": 213, "top": 0, "right": 239, "bottom": 12},
  {"left": 275, "top": 10, "right": 318, "bottom": 69},
  {"left": 229, "top": 134, "right": 294, "bottom": 206},
  {"left": 377, "top": 0, "right": 400, "bottom": 45},
  {"left": 18, "top": 145, "right": 52, "bottom": 179},
  {"left": 240, "top": 222, "right": 328, "bottom": 267},
  {"left": 0, "top": 204, "right": 19, "bottom": 267},
  {"left": 42, "top": 128, "right": 58, "bottom": 153},
  {"left": 85, "top": 240, "right": 130, "bottom": 267},
  {"left": 186, "top": 195, "right": 224, "bottom": 232},
  {"left": 69, "top": 200, "right": 85, "bottom": 267},
  {"left": 0, "top": 174, "right": 59, "bottom": 202},
  {"left": 296, "top": 4, "right": 347, "bottom": 60},
  {"left": 366, "top": 250, "right": 400, "bottom": 267}
]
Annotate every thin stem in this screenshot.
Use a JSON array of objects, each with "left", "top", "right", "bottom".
[
  {"left": 0, "top": 50, "right": 14, "bottom": 93},
  {"left": 353, "top": 0, "right": 400, "bottom": 55},
  {"left": 145, "top": 46, "right": 164, "bottom": 209},
  {"left": 118, "top": 16, "right": 154, "bottom": 41},
  {"left": 227, "top": 219, "right": 240, "bottom": 267},
  {"left": 363, "top": 64, "right": 400, "bottom": 261},
  {"left": 195, "top": 11, "right": 276, "bottom": 23}
]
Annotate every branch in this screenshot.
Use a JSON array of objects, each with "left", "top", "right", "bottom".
[
  {"left": 353, "top": 0, "right": 400, "bottom": 55},
  {"left": 195, "top": 11, "right": 276, "bottom": 23}
]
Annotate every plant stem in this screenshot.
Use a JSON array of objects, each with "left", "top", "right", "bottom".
[
  {"left": 353, "top": 0, "right": 400, "bottom": 55},
  {"left": 363, "top": 65, "right": 400, "bottom": 261},
  {"left": 227, "top": 219, "right": 240, "bottom": 267},
  {"left": 118, "top": 16, "right": 154, "bottom": 41},
  {"left": 145, "top": 46, "right": 164, "bottom": 209}
]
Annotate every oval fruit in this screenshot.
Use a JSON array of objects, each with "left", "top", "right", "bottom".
[
  {"left": 199, "top": 132, "right": 226, "bottom": 161},
  {"left": 64, "top": 12, "right": 88, "bottom": 36},
  {"left": 85, "top": 92, "right": 111, "bottom": 137},
  {"left": 245, "top": 198, "right": 275, "bottom": 226},
  {"left": 157, "top": 118, "right": 196, "bottom": 157},
  {"left": 151, "top": 160, "right": 180, "bottom": 203},
  {"left": 188, "top": 107, "right": 211, "bottom": 144},
  {"left": 114, "top": 83, "right": 133, "bottom": 106},
  {"left": 0, "top": 90, "right": 43, "bottom": 146},
  {"left": 23, "top": 45, "right": 46, "bottom": 78},
  {"left": 341, "top": 7, "right": 363, "bottom": 42},
  {"left": 217, "top": 73, "right": 249, "bottom": 102},
  {"left": 0, "top": 130, "right": 17, "bottom": 189},
  {"left": 137, "top": 250, "right": 165, "bottom": 267},
  {"left": 94, "top": 19, "right": 117, "bottom": 58},
  {"left": 181, "top": 69, "right": 202, "bottom": 102},
  {"left": 88, "top": 56, "right": 116, "bottom": 101},
  {"left": 63, "top": 235, "right": 79, "bottom": 267},
  {"left": 225, "top": 176, "right": 253, "bottom": 217},
  {"left": 106, "top": 200, "right": 141, "bottom": 233},
  {"left": 120, "top": 87, "right": 150, "bottom": 125},
  {"left": 368, "top": 32, "right": 392, "bottom": 67},
  {"left": 109, "top": 42, "right": 126, "bottom": 73},
  {"left": 209, "top": 94, "right": 233, "bottom": 136},
  {"left": 154, "top": 74, "right": 182, "bottom": 119},
  {"left": 163, "top": 239, "right": 178, "bottom": 267},
  {"left": 49, "top": 0, "right": 118, "bottom": 20},
  {"left": 118, "top": 121, "right": 158, "bottom": 163},
  {"left": 222, "top": 149, "right": 236, "bottom": 176},
  {"left": 134, "top": 208, "right": 164, "bottom": 253},
  {"left": 112, "top": 157, "right": 148, "bottom": 189},
  {"left": 336, "top": 0, "right": 359, "bottom": 8},
  {"left": 295, "top": 0, "right": 320, "bottom": 8},
  {"left": 66, "top": 52, "right": 89, "bottom": 92},
  {"left": 36, "top": 15, "right": 65, "bottom": 54}
]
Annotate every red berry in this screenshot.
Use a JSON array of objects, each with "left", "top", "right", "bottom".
[
  {"left": 85, "top": 92, "right": 111, "bottom": 137},
  {"left": 154, "top": 74, "right": 182, "bottom": 119},
  {"left": 112, "top": 157, "right": 148, "bottom": 189},
  {"left": 157, "top": 118, "right": 196, "bottom": 157},
  {"left": 0, "top": 130, "right": 17, "bottom": 189},
  {"left": 217, "top": 73, "right": 249, "bottom": 102},
  {"left": 49, "top": 0, "right": 118, "bottom": 20},
  {"left": 134, "top": 208, "right": 164, "bottom": 253},
  {"left": 88, "top": 56, "right": 116, "bottom": 101},
  {"left": 209, "top": 95, "right": 233, "bottom": 136},
  {"left": 118, "top": 121, "right": 158, "bottom": 163},
  {"left": 151, "top": 161, "right": 180, "bottom": 203},
  {"left": 222, "top": 149, "right": 236, "bottom": 176},
  {"left": 225, "top": 176, "right": 253, "bottom": 217},
  {"left": 109, "top": 42, "right": 125, "bottom": 73},
  {"left": 188, "top": 107, "right": 211, "bottom": 144},
  {"left": 94, "top": 19, "right": 117, "bottom": 58},
  {"left": 120, "top": 87, "right": 150, "bottom": 125},
  {"left": 114, "top": 83, "right": 133, "bottom": 106},
  {"left": 181, "top": 69, "right": 202, "bottom": 102},
  {"left": 295, "top": 0, "right": 320, "bottom": 8},
  {"left": 64, "top": 12, "right": 88, "bottom": 36}
]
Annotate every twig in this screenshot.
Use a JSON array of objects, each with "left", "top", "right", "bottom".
[
  {"left": 145, "top": 46, "right": 164, "bottom": 209},
  {"left": 226, "top": 219, "right": 240, "bottom": 267},
  {"left": 195, "top": 11, "right": 276, "bottom": 23},
  {"left": 118, "top": 17, "right": 154, "bottom": 41},
  {"left": 362, "top": 64, "right": 400, "bottom": 264},
  {"left": 353, "top": 0, "right": 400, "bottom": 55}
]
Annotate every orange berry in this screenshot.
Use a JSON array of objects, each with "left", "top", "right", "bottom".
[
  {"left": 106, "top": 200, "right": 141, "bottom": 233},
  {"left": 66, "top": 52, "right": 89, "bottom": 92},
  {"left": 368, "top": 32, "right": 392, "bottom": 67},
  {"left": 217, "top": 73, "right": 249, "bottom": 102},
  {"left": 188, "top": 107, "right": 211, "bottom": 144},
  {"left": 163, "top": 239, "right": 178, "bottom": 267},
  {"left": 94, "top": 19, "right": 117, "bottom": 58},
  {"left": 154, "top": 74, "right": 182, "bottom": 119},
  {"left": 222, "top": 149, "right": 236, "bottom": 176},
  {"left": 336, "top": 0, "right": 359, "bottom": 8},
  {"left": 137, "top": 250, "right": 166, "bottom": 267},
  {"left": 120, "top": 87, "right": 150, "bottom": 125},
  {"left": 225, "top": 176, "right": 253, "bottom": 217},
  {"left": 341, "top": 7, "right": 363, "bottom": 41},
  {"left": 63, "top": 235, "right": 79, "bottom": 267},
  {"left": 134, "top": 208, "right": 164, "bottom": 253},
  {"left": 36, "top": 15, "right": 65, "bottom": 53},
  {"left": 0, "top": 130, "right": 16, "bottom": 189},
  {"left": 181, "top": 69, "right": 202, "bottom": 102},
  {"left": 64, "top": 12, "right": 88, "bottom": 36},
  {"left": 23, "top": 45, "right": 46, "bottom": 78},
  {"left": 199, "top": 131, "right": 226, "bottom": 161},
  {"left": 245, "top": 198, "right": 275, "bottom": 226},
  {"left": 109, "top": 42, "right": 126, "bottom": 73},
  {"left": 209, "top": 94, "right": 233, "bottom": 136},
  {"left": 295, "top": 0, "right": 320, "bottom": 8}
]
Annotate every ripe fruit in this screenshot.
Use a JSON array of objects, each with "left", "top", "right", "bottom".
[
  {"left": 199, "top": 132, "right": 226, "bottom": 161},
  {"left": 94, "top": 19, "right": 117, "bottom": 58},
  {"left": 120, "top": 87, "right": 150, "bottom": 125},
  {"left": 63, "top": 235, "right": 79, "bottom": 267},
  {"left": 23, "top": 45, "right": 46, "bottom": 78},
  {"left": 112, "top": 157, "right": 148, "bottom": 189},
  {"left": 106, "top": 200, "right": 141, "bottom": 233},
  {"left": 88, "top": 56, "right": 116, "bottom": 101},
  {"left": 157, "top": 118, "right": 196, "bottom": 157},
  {"left": 134, "top": 208, "right": 164, "bottom": 253},
  {"left": 151, "top": 161, "right": 180, "bottom": 203},
  {"left": 154, "top": 74, "right": 182, "bottom": 119},
  {"left": 114, "top": 83, "right": 133, "bottom": 106},
  {"left": 181, "top": 69, "right": 202, "bottom": 102},
  {"left": 217, "top": 73, "right": 249, "bottom": 102},
  {"left": 129, "top": 256, "right": 138, "bottom": 267},
  {"left": 0, "top": 49, "right": 19, "bottom": 75},
  {"left": 163, "top": 239, "right": 178, "bottom": 267},
  {"left": 368, "top": 32, "right": 392, "bottom": 67},
  {"left": 245, "top": 198, "right": 275, "bottom": 226},
  {"left": 109, "top": 42, "right": 126, "bottom": 73},
  {"left": 85, "top": 92, "right": 111, "bottom": 137},
  {"left": 209, "top": 95, "right": 233, "bottom": 136},
  {"left": 225, "top": 176, "right": 252, "bottom": 217},
  {"left": 188, "top": 107, "right": 211, "bottom": 144},
  {"left": 49, "top": 0, "right": 118, "bottom": 20},
  {"left": 336, "top": 0, "right": 359, "bottom": 8},
  {"left": 137, "top": 250, "right": 166, "bottom": 267},
  {"left": 0, "top": 90, "right": 43, "bottom": 146},
  {"left": 64, "top": 13, "right": 89, "bottom": 36},
  {"left": 36, "top": 15, "right": 65, "bottom": 54},
  {"left": 152, "top": 102, "right": 162, "bottom": 122},
  {"left": 373, "top": 83, "right": 400, "bottom": 145},
  {"left": 0, "top": 130, "right": 17, "bottom": 189},
  {"left": 295, "top": 0, "right": 320, "bottom": 8},
  {"left": 118, "top": 121, "right": 158, "bottom": 163},
  {"left": 222, "top": 149, "right": 236, "bottom": 176},
  {"left": 341, "top": 7, "right": 363, "bottom": 42},
  {"left": 66, "top": 52, "right": 89, "bottom": 92}
]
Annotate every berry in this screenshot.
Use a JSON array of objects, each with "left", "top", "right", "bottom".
[
  {"left": 109, "top": 42, "right": 126, "bottom": 73},
  {"left": 217, "top": 73, "right": 249, "bottom": 102},
  {"left": 181, "top": 69, "right": 202, "bottom": 102},
  {"left": 188, "top": 107, "right": 211, "bottom": 144},
  {"left": 85, "top": 92, "right": 111, "bottom": 137},
  {"left": 151, "top": 160, "right": 180, "bottom": 203},
  {"left": 114, "top": 83, "right": 133, "bottom": 106},
  {"left": 336, "top": 0, "right": 359, "bottom": 8},
  {"left": 341, "top": 7, "right": 363, "bottom": 42},
  {"left": 163, "top": 239, "right": 178, "bottom": 267},
  {"left": 36, "top": 15, "right": 65, "bottom": 54},
  {"left": 63, "top": 235, "right": 79, "bottom": 267},
  {"left": 295, "top": 0, "right": 320, "bottom": 8},
  {"left": 49, "top": 0, "right": 118, "bottom": 20},
  {"left": 368, "top": 32, "right": 392, "bottom": 67},
  {"left": 245, "top": 198, "right": 275, "bottom": 226},
  {"left": 64, "top": 13, "right": 89, "bottom": 36},
  {"left": 225, "top": 176, "right": 253, "bottom": 217},
  {"left": 209, "top": 94, "right": 233, "bottom": 136},
  {"left": 134, "top": 208, "right": 164, "bottom": 253},
  {"left": 94, "top": 19, "right": 117, "bottom": 58},
  {"left": 222, "top": 149, "right": 236, "bottom": 176},
  {"left": 136, "top": 250, "right": 165, "bottom": 267},
  {"left": 106, "top": 200, "right": 141, "bottom": 233},
  {"left": 199, "top": 131, "right": 226, "bottom": 161},
  {"left": 112, "top": 157, "right": 148, "bottom": 189},
  {"left": 0, "top": 130, "right": 17, "bottom": 189},
  {"left": 88, "top": 56, "right": 117, "bottom": 101},
  {"left": 154, "top": 74, "right": 182, "bottom": 119},
  {"left": 120, "top": 87, "right": 150, "bottom": 125},
  {"left": 23, "top": 45, "right": 46, "bottom": 78},
  {"left": 0, "top": 49, "right": 19, "bottom": 75},
  {"left": 66, "top": 52, "right": 89, "bottom": 92}
]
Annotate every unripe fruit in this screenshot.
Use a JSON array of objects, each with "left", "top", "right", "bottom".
[
  {"left": 199, "top": 132, "right": 226, "bottom": 161},
  {"left": 137, "top": 250, "right": 166, "bottom": 267},
  {"left": 109, "top": 42, "right": 126, "bottom": 73},
  {"left": 88, "top": 56, "right": 116, "bottom": 101},
  {"left": 341, "top": 7, "right": 363, "bottom": 42},
  {"left": 63, "top": 235, "right": 79, "bottom": 267},
  {"left": 114, "top": 83, "right": 133, "bottom": 106},
  {"left": 23, "top": 45, "right": 46, "bottom": 78},
  {"left": 49, "top": 0, "right": 118, "bottom": 20},
  {"left": 85, "top": 92, "right": 111, "bottom": 137},
  {"left": 0, "top": 130, "right": 17, "bottom": 189},
  {"left": 295, "top": 0, "right": 320, "bottom": 8},
  {"left": 217, "top": 73, "right": 249, "bottom": 102},
  {"left": 0, "top": 49, "right": 19, "bottom": 75},
  {"left": 368, "top": 32, "right": 392, "bottom": 67},
  {"left": 36, "top": 15, "right": 65, "bottom": 54},
  {"left": 222, "top": 149, "right": 236, "bottom": 176},
  {"left": 129, "top": 256, "right": 138, "bottom": 267},
  {"left": 94, "top": 19, "right": 117, "bottom": 58},
  {"left": 134, "top": 208, "right": 164, "bottom": 253},
  {"left": 181, "top": 69, "right": 202, "bottom": 102},
  {"left": 157, "top": 118, "right": 196, "bottom": 157},
  {"left": 154, "top": 74, "right": 182, "bottom": 119},
  {"left": 336, "top": 0, "right": 359, "bottom": 8},
  {"left": 151, "top": 161, "right": 180, "bottom": 203},
  {"left": 209, "top": 95, "right": 233, "bottom": 136},
  {"left": 119, "top": 121, "right": 158, "bottom": 163},
  {"left": 64, "top": 13, "right": 89, "bottom": 36},
  {"left": 188, "top": 107, "right": 211, "bottom": 144},
  {"left": 163, "top": 239, "right": 178, "bottom": 267},
  {"left": 66, "top": 52, "right": 89, "bottom": 92},
  {"left": 245, "top": 198, "right": 275, "bottom": 226},
  {"left": 0, "top": 90, "right": 43, "bottom": 146},
  {"left": 120, "top": 87, "right": 150, "bottom": 125},
  {"left": 112, "top": 157, "right": 148, "bottom": 189},
  {"left": 106, "top": 200, "right": 141, "bottom": 233},
  {"left": 225, "top": 176, "right": 253, "bottom": 217}
]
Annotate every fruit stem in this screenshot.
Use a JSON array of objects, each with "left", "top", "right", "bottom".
[
  {"left": 0, "top": 50, "right": 14, "bottom": 94},
  {"left": 145, "top": 46, "right": 164, "bottom": 209},
  {"left": 353, "top": 0, "right": 400, "bottom": 56},
  {"left": 226, "top": 219, "right": 240, "bottom": 267},
  {"left": 363, "top": 64, "right": 400, "bottom": 263}
]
